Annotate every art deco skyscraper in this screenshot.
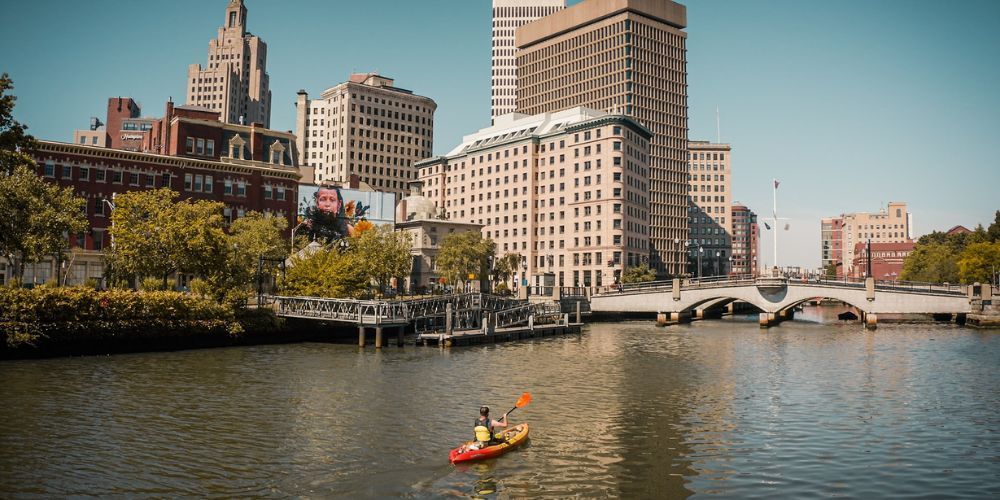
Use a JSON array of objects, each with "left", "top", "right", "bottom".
[
  {"left": 186, "top": 0, "right": 272, "bottom": 127},
  {"left": 515, "top": 0, "right": 689, "bottom": 277},
  {"left": 491, "top": 0, "right": 566, "bottom": 121}
]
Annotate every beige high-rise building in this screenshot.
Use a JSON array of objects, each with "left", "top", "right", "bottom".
[
  {"left": 687, "top": 141, "right": 732, "bottom": 276},
  {"left": 186, "top": 0, "right": 271, "bottom": 127},
  {"left": 295, "top": 73, "right": 436, "bottom": 198},
  {"left": 416, "top": 107, "right": 652, "bottom": 289},
  {"left": 838, "top": 202, "right": 912, "bottom": 277},
  {"left": 514, "top": 0, "right": 689, "bottom": 277},
  {"left": 491, "top": 0, "right": 566, "bottom": 121}
]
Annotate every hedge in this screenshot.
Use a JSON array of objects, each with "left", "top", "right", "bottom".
[{"left": 0, "top": 287, "right": 244, "bottom": 352}]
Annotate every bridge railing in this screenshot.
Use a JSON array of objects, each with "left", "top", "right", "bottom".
[{"left": 873, "top": 279, "right": 965, "bottom": 295}]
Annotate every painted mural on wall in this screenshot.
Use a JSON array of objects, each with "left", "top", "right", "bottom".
[{"left": 300, "top": 185, "right": 373, "bottom": 243}]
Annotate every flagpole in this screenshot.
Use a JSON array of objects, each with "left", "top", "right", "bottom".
[{"left": 773, "top": 179, "right": 778, "bottom": 270}]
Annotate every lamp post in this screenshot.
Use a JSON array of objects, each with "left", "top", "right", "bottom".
[
  {"left": 698, "top": 245, "right": 703, "bottom": 278},
  {"left": 715, "top": 251, "right": 720, "bottom": 277},
  {"left": 290, "top": 220, "right": 308, "bottom": 254}
]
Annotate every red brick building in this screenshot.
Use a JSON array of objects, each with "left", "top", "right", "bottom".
[
  {"left": 850, "top": 241, "right": 915, "bottom": 280},
  {"left": 19, "top": 109, "right": 301, "bottom": 286}
]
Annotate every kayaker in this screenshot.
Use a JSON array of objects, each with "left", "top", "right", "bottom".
[{"left": 474, "top": 406, "right": 508, "bottom": 446}]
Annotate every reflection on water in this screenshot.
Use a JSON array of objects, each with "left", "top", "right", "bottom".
[{"left": 0, "top": 307, "right": 998, "bottom": 497}]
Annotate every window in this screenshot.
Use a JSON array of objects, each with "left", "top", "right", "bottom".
[
  {"left": 43, "top": 164, "right": 54, "bottom": 177},
  {"left": 129, "top": 173, "right": 139, "bottom": 185},
  {"left": 224, "top": 180, "right": 233, "bottom": 195},
  {"left": 236, "top": 181, "right": 246, "bottom": 196},
  {"left": 95, "top": 198, "right": 105, "bottom": 216},
  {"left": 96, "top": 169, "right": 106, "bottom": 182},
  {"left": 185, "top": 174, "right": 193, "bottom": 191},
  {"left": 80, "top": 167, "right": 89, "bottom": 181},
  {"left": 162, "top": 173, "right": 171, "bottom": 187},
  {"left": 186, "top": 137, "right": 195, "bottom": 154},
  {"left": 206, "top": 140, "right": 215, "bottom": 156},
  {"left": 62, "top": 165, "right": 72, "bottom": 178},
  {"left": 196, "top": 138, "right": 205, "bottom": 155},
  {"left": 204, "top": 175, "right": 213, "bottom": 193},
  {"left": 194, "top": 175, "right": 203, "bottom": 191},
  {"left": 112, "top": 171, "right": 123, "bottom": 184},
  {"left": 264, "top": 185, "right": 272, "bottom": 199},
  {"left": 276, "top": 187, "right": 286, "bottom": 201}
]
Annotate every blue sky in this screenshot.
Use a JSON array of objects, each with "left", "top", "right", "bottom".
[{"left": 2, "top": 0, "right": 998, "bottom": 268}]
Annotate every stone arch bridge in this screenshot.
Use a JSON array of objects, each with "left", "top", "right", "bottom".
[{"left": 590, "top": 276, "right": 975, "bottom": 328}]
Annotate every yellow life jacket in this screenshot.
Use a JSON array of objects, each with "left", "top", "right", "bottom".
[{"left": 474, "top": 416, "right": 493, "bottom": 442}]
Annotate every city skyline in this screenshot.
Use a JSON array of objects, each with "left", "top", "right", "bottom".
[{"left": 2, "top": 0, "right": 998, "bottom": 269}]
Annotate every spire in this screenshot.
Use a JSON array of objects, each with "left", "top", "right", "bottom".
[{"left": 225, "top": 0, "right": 247, "bottom": 34}]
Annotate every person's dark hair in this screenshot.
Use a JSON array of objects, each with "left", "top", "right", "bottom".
[{"left": 479, "top": 406, "right": 490, "bottom": 417}]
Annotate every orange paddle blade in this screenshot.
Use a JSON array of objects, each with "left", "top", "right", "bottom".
[{"left": 515, "top": 392, "right": 532, "bottom": 408}]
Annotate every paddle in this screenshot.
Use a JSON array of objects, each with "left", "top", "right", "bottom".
[{"left": 502, "top": 392, "right": 532, "bottom": 421}]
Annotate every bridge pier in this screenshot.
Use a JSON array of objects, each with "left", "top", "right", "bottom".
[
  {"left": 694, "top": 308, "right": 723, "bottom": 320},
  {"left": 358, "top": 326, "right": 366, "bottom": 347},
  {"left": 778, "top": 309, "right": 794, "bottom": 321},
  {"left": 670, "top": 311, "right": 692, "bottom": 324},
  {"left": 759, "top": 312, "right": 777, "bottom": 328},
  {"left": 375, "top": 326, "right": 383, "bottom": 348},
  {"left": 864, "top": 313, "right": 878, "bottom": 330},
  {"left": 656, "top": 312, "right": 668, "bottom": 326},
  {"left": 398, "top": 326, "right": 405, "bottom": 347}
]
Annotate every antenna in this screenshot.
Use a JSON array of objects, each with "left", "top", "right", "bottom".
[{"left": 716, "top": 106, "right": 721, "bottom": 143}]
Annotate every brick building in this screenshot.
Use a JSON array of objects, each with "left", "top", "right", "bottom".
[
  {"left": 731, "top": 204, "right": 759, "bottom": 276},
  {"left": 16, "top": 110, "right": 301, "bottom": 286},
  {"left": 850, "top": 241, "right": 915, "bottom": 281}
]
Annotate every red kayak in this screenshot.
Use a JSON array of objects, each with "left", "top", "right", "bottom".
[{"left": 449, "top": 423, "right": 530, "bottom": 464}]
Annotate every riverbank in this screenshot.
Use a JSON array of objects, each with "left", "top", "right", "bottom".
[{"left": 0, "top": 287, "right": 300, "bottom": 360}]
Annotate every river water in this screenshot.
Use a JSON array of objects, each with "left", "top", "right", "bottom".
[{"left": 1, "top": 306, "right": 998, "bottom": 498}]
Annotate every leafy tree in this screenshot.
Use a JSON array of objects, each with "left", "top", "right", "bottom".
[
  {"left": 0, "top": 166, "right": 87, "bottom": 285},
  {"left": 901, "top": 242, "right": 959, "bottom": 283},
  {"left": 107, "top": 189, "right": 227, "bottom": 287},
  {"left": 0, "top": 73, "right": 39, "bottom": 175},
  {"left": 957, "top": 241, "right": 1000, "bottom": 284},
  {"left": 988, "top": 210, "right": 1000, "bottom": 243},
  {"left": 283, "top": 247, "right": 367, "bottom": 298},
  {"left": 622, "top": 263, "right": 656, "bottom": 283},
  {"left": 202, "top": 211, "right": 288, "bottom": 307},
  {"left": 436, "top": 231, "right": 495, "bottom": 290},
  {"left": 350, "top": 224, "right": 411, "bottom": 296},
  {"left": 493, "top": 252, "right": 523, "bottom": 290},
  {"left": 823, "top": 262, "right": 839, "bottom": 278}
]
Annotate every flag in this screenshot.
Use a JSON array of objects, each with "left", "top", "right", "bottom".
[
  {"left": 774, "top": 179, "right": 780, "bottom": 189},
  {"left": 764, "top": 222, "right": 771, "bottom": 230}
]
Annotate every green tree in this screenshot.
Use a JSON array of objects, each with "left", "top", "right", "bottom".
[
  {"left": 621, "top": 263, "right": 657, "bottom": 283},
  {"left": 350, "top": 225, "right": 412, "bottom": 296},
  {"left": 0, "top": 166, "right": 88, "bottom": 285},
  {"left": 202, "top": 211, "right": 288, "bottom": 307},
  {"left": 901, "top": 242, "right": 959, "bottom": 283},
  {"left": 823, "top": 262, "right": 839, "bottom": 278},
  {"left": 0, "top": 73, "right": 39, "bottom": 175},
  {"left": 436, "top": 231, "right": 495, "bottom": 291},
  {"left": 493, "top": 252, "right": 523, "bottom": 291},
  {"left": 957, "top": 241, "right": 1000, "bottom": 284},
  {"left": 283, "top": 247, "right": 367, "bottom": 298},
  {"left": 988, "top": 210, "right": 1000, "bottom": 243},
  {"left": 107, "top": 189, "right": 227, "bottom": 287}
]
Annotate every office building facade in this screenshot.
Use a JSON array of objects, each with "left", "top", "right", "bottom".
[
  {"left": 490, "top": 0, "right": 566, "bottom": 121},
  {"left": 514, "top": 0, "right": 689, "bottom": 277},
  {"left": 687, "top": 141, "right": 731, "bottom": 276},
  {"left": 731, "top": 204, "right": 759, "bottom": 276},
  {"left": 186, "top": 0, "right": 271, "bottom": 127},
  {"left": 416, "top": 107, "right": 652, "bottom": 289},
  {"left": 821, "top": 216, "right": 844, "bottom": 276},
  {"left": 295, "top": 73, "right": 436, "bottom": 198},
  {"left": 828, "top": 202, "right": 912, "bottom": 277}
]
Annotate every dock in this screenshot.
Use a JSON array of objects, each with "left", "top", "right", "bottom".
[{"left": 417, "top": 322, "right": 583, "bottom": 347}]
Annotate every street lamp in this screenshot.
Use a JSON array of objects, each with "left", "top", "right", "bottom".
[
  {"left": 290, "top": 220, "right": 308, "bottom": 254},
  {"left": 698, "top": 245, "right": 703, "bottom": 278},
  {"left": 715, "top": 251, "right": 721, "bottom": 277}
]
